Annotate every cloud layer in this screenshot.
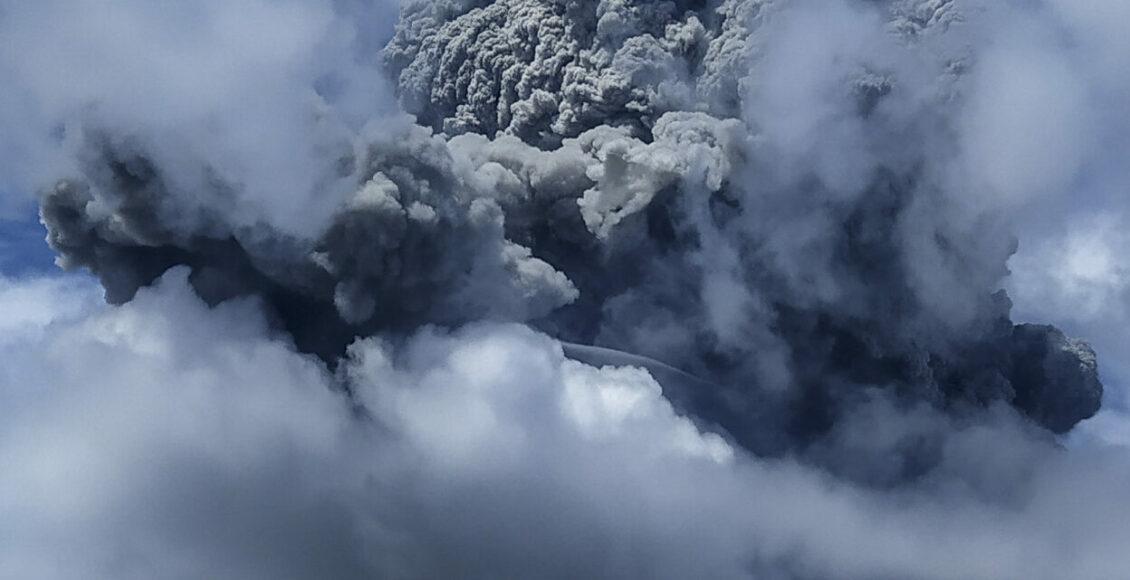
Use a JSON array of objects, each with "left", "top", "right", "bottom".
[{"left": 2, "top": 270, "right": 1130, "bottom": 579}]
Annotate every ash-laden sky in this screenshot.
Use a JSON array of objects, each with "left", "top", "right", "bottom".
[{"left": 2, "top": 0, "right": 1130, "bottom": 578}]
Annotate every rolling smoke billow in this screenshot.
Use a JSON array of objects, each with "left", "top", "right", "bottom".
[{"left": 3, "top": 0, "right": 1130, "bottom": 578}]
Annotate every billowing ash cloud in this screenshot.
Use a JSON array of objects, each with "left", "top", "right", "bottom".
[
  {"left": 39, "top": 124, "right": 579, "bottom": 359},
  {"left": 3, "top": 0, "right": 1130, "bottom": 577},
  {"left": 34, "top": 0, "right": 1101, "bottom": 450},
  {"left": 384, "top": 0, "right": 757, "bottom": 143}
]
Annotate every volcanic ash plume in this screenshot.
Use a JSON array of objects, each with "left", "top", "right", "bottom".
[{"left": 38, "top": 0, "right": 1101, "bottom": 463}]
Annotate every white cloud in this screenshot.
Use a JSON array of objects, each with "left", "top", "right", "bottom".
[
  {"left": 1, "top": 269, "right": 1130, "bottom": 579},
  {"left": 1011, "top": 212, "right": 1130, "bottom": 323},
  {"left": 0, "top": 0, "right": 400, "bottom": 236}
]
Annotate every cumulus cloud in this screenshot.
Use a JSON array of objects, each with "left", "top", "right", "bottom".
[
  {"left": 1, "top": 270, "right": 1130, "bottom": 580},
  {"left": 1011, "top": 213, "right": 1130, "bottom": 324},
  {"left": 0, "top": 0, "right": 401, "bottom": 229},
  {"left": 0, "top": 270, "right": 371, "bottom": 579}
]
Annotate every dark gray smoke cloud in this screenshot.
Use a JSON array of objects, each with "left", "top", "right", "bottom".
[
  {"left": 3, "top": 0, "right": 1130, "bottom": 577},
  {"left": 34, "top": 0, "right": 1101, "bottom": 451}
]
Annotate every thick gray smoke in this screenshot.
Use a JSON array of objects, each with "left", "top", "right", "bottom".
[
  {"left": 35, "top": 0, "right": 1102, "bottom": 451},
  {"left": 3, "top": 0, "right": 1130, "bottom": 578}
]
